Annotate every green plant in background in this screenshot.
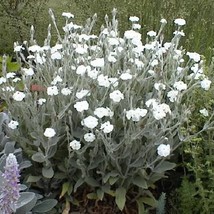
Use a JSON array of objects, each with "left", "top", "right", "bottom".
[
  {"left": 0, "top": 55, "right": 20, "bottom": 73},
  {"left": 0, "top": 9, "right": 214, "bottom": 213},
  {"left": 174, "top": 59, "right": 214, "bottom": 213}
]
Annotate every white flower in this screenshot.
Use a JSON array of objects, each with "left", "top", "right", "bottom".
[
  {"left": 97, "top": 74, "right": 110, "bottom": 87},
  {"left": 199, "top": 108, "right": 209, "bottom": 117},
  {"left": 44, "top": 128, "right": 56, "bottom": 138},
  {"left": 75, "top": 45, "right": 88, "bottom": 54},
  {"left": 201, "top": 78, "right": 211, "bottom": 90},
  {"left": 187, "top": 52, "right": 201, "bottom": 62},
  {"left": 37, "top": 98, "right": 46, "bottom": 105},
  {"left": 147, "top": 31, "right": 157, "bottom": 37},
  {"left": 61, "top": 88, "right": 72, "bottom": 95},
  {"left": 12, "top": 91, "right": 25, "bottom": 101},
  {"left": 23, "top": 68, "right": 34, "bottom": 76},
  {"left": 47, "top": 86, "right": 59, "bottom": 96},
  {"left": 6, "top": 72, "right": 16, "bottom": 79},
  {"left": 154, "top": 83, "right": 166, "bottom": 91},
  {"left": 70, "top": 140, "right": 81, "bottom": 150},
  {"left": 132, "top": 24, "right": 141, "bottom": 30},
  {"left": 173, "top": 81, "right": 187, "bottom": 91},
  {"left": 152, "top": 103, "right": 171, "bottom": 120},
  {"left": 108, "top": 55, "right": 117, "bottom": 63},
  {"left": 87, "top": 69, "right": 99, "bottom": 79},
  {"left": 14, "top": 45, "right": 23, "bottom": 52},
  {"left": 145, "top": 98, "right": 158, "bottom": 108},
  {"left": 174, "top": 18, "right": 186, "bottom": 26},
  {"left": 124, "top": 30, "right": 141, "bottom": 40},
  {"left": 51, "top": 51, "right": 62, "bottom": 60},
  {"left": 100, "top": 121, "right": 114, "bottom": 133},
  {"left": 173, "top": 31, "right": 185, "bottom": 37},
  {"left": 76, "top": 89, "right": 90, "bottom": 99},
  {"left": 91, "top": 58, "right": 105, "bottom": 68},
  {"left": 151, "top": 59, "right": 158, "bottom": 67},
  {"left": 62, "top": 12, "right": 74, "bottom": 19},
  {"left": 167, "top": 90, "right": 179, "bottom": 102},
  {"left": 74, "top": 101, "right": 89, "bottom": 112},
  {"left": 81, "top": 116, "right": 98, "bottom": 129},
  {"left": 157, "top": 144, "right": 170, "bottom": 157},
  {"left": 108, "top": 38, "right": 120, "bottom": 46},
  {"left": 8, "top": 120, "right": 19, "bottom": 129},
  {"left": 84, "top": 133, "right": 96, "bottom": 142},
  {"left": 13, "top": 77, "right": 21, "bottom": 83},
  {"left": 129, "top": 16, "right": 139, "bottom": 22},
  {"left": 160, "top": 18, "right": 167, "bottom": 24},
  {"left": 126, "top": 108, "right": 148, "bottom": 122},
  {"left": 120, "top": 73, "right": 132, "bottom": 80},
  {"left": 94, "top": 107, "right": 109, "bottom": 118},
  {"left": 0, "top": 77, "right": 6, "bottom": 84},
  {"left": 28, "top": 45, "right": 41, "bottom": 52},
  {"left": 51, "top": 75, "right": 63, "bottom": 85},
  {"left": 109, "top": 90, "right": 124, "bottom": 103},
  {"left": 76, "top": 65, "right": 87, "bottom": 76}
]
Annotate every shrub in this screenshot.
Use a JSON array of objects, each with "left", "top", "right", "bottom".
[{"left": 0, "top": 9, "right": 213, "bottom": 213}]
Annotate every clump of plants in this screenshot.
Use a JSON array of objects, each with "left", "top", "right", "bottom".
[
  {"left": 0, "top": 9, "right": 213, "bottom": 213},
  {"left": 175, "top": 60, "right": 214, "bottom": 213}
]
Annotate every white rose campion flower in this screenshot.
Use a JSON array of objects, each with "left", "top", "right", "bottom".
[
  {"left": 12, "top": 91, "right": 25, "bottom": 101},
  {"left": 8, "top": 120, "right": 19, "bottom": 129},
  {"left": 120, "top": 73, "right": 132, "bottom": 80},
  {"left": 76, "top": 89, "right": 90, "bottom": 99},
  {"left": 61, "top": 88, "right": 72, "bottom": 96},
  {"left": 51, "top": 75, "right": 63, "bottom": 85},
  {"left": 76, "top": 65, "right": 87, "bottom": 76},
  {"left": 126, "top": 108, "right": 148, "bottom": 122},
  {"left": 87, "top": 69, "right": 99, "bottom": 79},
  {"left": 187, "top": 52, "right": 200, "bottom": 62},
  {"left": 37, "top": 98, "right": 46, "bottom": 105},
  {"left": 74, "top": 101, "right": 89, "bottom": 112},
  {"left": 173, "top": 81, "right": 187, "bottom": 91},
  {"left": 70, "top": 140, "right": 81, "bottom": 150},
  {"left": 6, "top": 72, "right": 16, "bottom": 79},
  {"left": 0, "top": 77, "right": 6, "bottom": 85},
  {"left": 97, "top": 74, "right": 110, "bottom": 87},
  {"left": 147, "top": 31, "right": 157, "bottom": 37},
  {"left": 100, "top": 121, "right": 114, "bottom": 133},
  {"left": 152, "top": 103, "right": 171, "bottom": 120},
  {"left": 81, "top": 116, "right": 98, "bottom": 129},
  {"left": 84, "top": 133, "right": 96, "bottom": 142},
  {"left": 167, "top": 90, "right": 179, "bottom": 102},
  {"left": 109, "top": 90, "right": 124, "bottom": 103},
  {"left": 129, "top": 16, "right": 139, "bottom": 22},
  {"left": 174, "top": 18, "right": 186, "bottom": 26},
  {"left": 157, "top": 144, "right": 170, "bottom": 157},
  {"left": 201, "top": 78, "right": 211, "bottom": 90},
  {"left": 90, "top": 58, "right": 105, "bottom": 68},
  {"left": 154, "top": 83, "right": 166, "bottom": 91},
  {"left": 44, "top": 128, "right": 56, "bottom": 138},
  {"left": 94, "top": 107, "right": 109, "bottom": 118},
  {"left": 47, "top": 86, "right": 59, "bottom": 96},
  {"left": 199, "top": 108, "right": 209, "bottom": 117},
  {"left": 23, "top": 68, "right": 34, "bottom": 76},
  {"left": 62, "top": 12, "right": 74, "bottom": 19}
]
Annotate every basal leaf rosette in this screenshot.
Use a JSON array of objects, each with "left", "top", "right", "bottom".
[{"left": 1, "top": 10, "right": 212, "bottom": 210}]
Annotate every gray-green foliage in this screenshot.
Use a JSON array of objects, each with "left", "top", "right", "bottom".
[
  {"left": 0, "top": 112, "right": 57, "bottom": 214},
  {"left": 156, "top": 192, "right": 166, "bottom": 214}
]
